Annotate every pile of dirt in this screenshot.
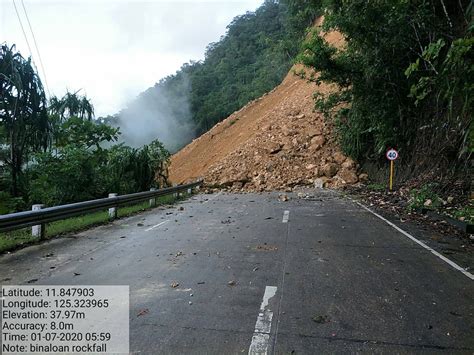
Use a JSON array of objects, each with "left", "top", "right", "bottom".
[{"left": 169, "top": 20, "right": 366, "bottom": 192}]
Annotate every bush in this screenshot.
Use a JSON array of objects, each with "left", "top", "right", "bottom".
[
  {"left": 298, "top": 0, "right": 472, "bottom": 174},
  {"left": 408, "top": 184, "right": 442, "bottom": 211},
  {"left": 28, "top": 147, "right": 103, "bottom": 206},
  {"left": 26, "top": 139, "right": 170, "bottom": 207},
  {"left": 0, "top": 191, "right": 26, "bottom": 214}
]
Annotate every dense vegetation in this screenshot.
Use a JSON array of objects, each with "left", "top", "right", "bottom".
[
  {"left": 109, "top": 0, "right": 320, "bottom": 150},
  {"left": 295, "top": 0, "right": 472, "bottom": 180},
  {"left": 0, "top": 44, "right": 170, "bottom": 213},
  {"left": 2, "top": 0, "right": 472, "bottom": 214}
]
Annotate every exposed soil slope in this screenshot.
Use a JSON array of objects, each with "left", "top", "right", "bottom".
[{"left": 169, "top": 21, "right": 365, "bottom": 191}]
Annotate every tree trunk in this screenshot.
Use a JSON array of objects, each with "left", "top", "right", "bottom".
[{"left": 9, "top": 128, "right": 22, "bottom": 197}]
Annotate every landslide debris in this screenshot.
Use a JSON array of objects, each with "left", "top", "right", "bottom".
[{"left": 169, "top": 20, "right": 364, "bottom": 192}]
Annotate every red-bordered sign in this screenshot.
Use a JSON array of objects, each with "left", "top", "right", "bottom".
[{"left": 386, "top": 148, "right": 399, "bottom": 161}]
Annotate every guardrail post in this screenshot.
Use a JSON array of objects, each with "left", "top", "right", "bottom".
[
  {"left": 108, "top": 193, "right": 118, "bottom": 220},
  {"left": 32, "top": 204, "right": 45, "bottom": 239},
  {"left": 149, "top": 188, "right": 157, "bottom": 207}
]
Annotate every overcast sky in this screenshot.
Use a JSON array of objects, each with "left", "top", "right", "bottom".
[{"left": 0, "top": 0, "right": 263, "bottom": 116}]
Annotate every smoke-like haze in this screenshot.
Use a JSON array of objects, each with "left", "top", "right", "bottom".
[{"left": 114, "top": 74, "right": 196, "bottom": 153}]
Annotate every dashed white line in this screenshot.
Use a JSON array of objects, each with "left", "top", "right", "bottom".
[
  {"left": 282, "top": 211, "right": 290, "bottom": 223},
  {"left": 145, "top": 220, "right": 170, "bottom": 232},
  {"left": 249, "top": 286, "right": 278, "bottom": 355},
  {"left": 356, "top": 201, "right": 474, "bottom": 281}
]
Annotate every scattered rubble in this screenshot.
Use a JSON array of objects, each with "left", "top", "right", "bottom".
[
  {"left": 136, "top": 309, "right": 149, "bottom": 317},
  {"left": 169, "top": 26, "right": 363, "bottom": 192},
  {"left": 254, "top": 244, "right": 278, "bottom": 251},
  {"left": 204, "top": 105, "right": 361, "bottom": 192},
  {"left": 312, "top": 315, "right": 331, "bottom": 324}
]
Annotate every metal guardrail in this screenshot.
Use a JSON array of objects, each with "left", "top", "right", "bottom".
[{"left": 0, "top": 181, "right": 202, "bottom": 233}]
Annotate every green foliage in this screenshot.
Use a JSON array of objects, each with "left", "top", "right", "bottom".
[
  {"left": 29, "top": 146, "right": 103, "bottom": 206},
  {"left": 406, "top": 34, "right": 473, "bottom": 158},
  {"left": 283, "top": 0, "right": 324, "bottom": 33},
  {"left": 103, "top": 143, "right": 157, "bottom": 195},
  {"left": 408, "top": 184, "right": 442, "bottom": 211},
  {"left": 447, "top": 203, "right": 474, "bottom": 223},
  {"left": 0, "top": 44, "right": 49, "bottom": 196},
  {"left": 49, "top": 91, "right": 94, "bottom": 121},
  {"left": 27, "top": 138, "right": 170, "bottom": 207},
  {"left": 116, "top": 0, "right": 320, "bottom": 143},
  {"left": 366, "top": 183, "right": 385, "bottom": 192},
  {"left": 298, "top": 0, "right": 472, "bottom": 168},
  {"left": 0, "top": 58, "right": 171, "bottom": 211},
  {"left": 0, "top": 194, "right": 179, "bottom": 253},
  {"left": 147, "top": 140, "right": 171, "bottom": 178},
  {"left": 55, "top": 117, "right": 120, "bottom": 150},
  {"left": 0, "top": 192, "right": 25, "bottom": 214}
]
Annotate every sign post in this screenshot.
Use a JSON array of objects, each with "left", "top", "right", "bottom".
[{"left": 386, "top": 148, "right": 399, "bottom": 191}]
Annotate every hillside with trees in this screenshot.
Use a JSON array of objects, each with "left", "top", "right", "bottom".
[
  {"left": 296, "top": 0, "right": 472, "bottom": 177},
  {"left": 108, "top": 0, "right": 319, "bottom": 151},
  {"left": 170, "top": 0, "right": 472, "bottom": 221},
  {"left": 118, "top": 0, "right": 472, "bottom": 189},
  {"left": 1, "top": 0, "right": 472, "bottom": 219}
]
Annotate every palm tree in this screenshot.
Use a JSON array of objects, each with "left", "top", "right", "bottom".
[
  {"left": 49, "top": 91, "right": 94, "bottom": 121},
  {"left": 0, "top": 43, "right": 49, "bottom": 196}
]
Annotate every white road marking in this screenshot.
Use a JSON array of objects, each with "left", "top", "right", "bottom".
[
  {"left": 145, "top": 220, "right": 170, "bottom": 232},
  {"left": 356, "top": 201, "right": 474, "bottom": 281},
  {"left": 203, "top": 190, "right": 222, "bottom": 204},
  {"left": 282, "top": 211, "right": 290, "bottom": 223},
  {"left": 249, "top": 286, "right": 278, "bottom": 355}
]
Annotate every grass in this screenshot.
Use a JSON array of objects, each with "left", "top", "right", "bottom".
[{"left": 0, "top": 192, "right": 186, "bottom": 254}]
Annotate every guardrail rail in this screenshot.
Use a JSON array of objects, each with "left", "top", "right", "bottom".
[{"left": 0, "top": 180, "right": 202, "bottom": 237}]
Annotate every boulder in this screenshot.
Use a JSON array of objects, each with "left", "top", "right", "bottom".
[
  {"left": 309, "top": 136, "right": 326, "bottom": 151},
  {"left": 266, "top": 143, "right": 282, "bottom": 154},
  {"left": 342, "top": 158, "right": 356, "bottom": 170},
  {"left": 314, "top": 177, "right": 329, "bottom": 188},
  {"left": 338, "top": 169, "right": 359, "bottom": 184},
  {"left": 311, "top": 135, "right": 326, "bottom": 146},
  {"left": 333, "top": 151, "right": 346, "bottom": 164},
  {"left": 321, "top": 163, "right": 339, "bottom": 177},
  {"left": 358, "top": 173, "right": 369, "bottom": 183},
  {"left": 232, "top": 181, "right": 244, "bottom": 189},
  {"left": 307, "top": 128, "right": 322, "bottom": 138}
]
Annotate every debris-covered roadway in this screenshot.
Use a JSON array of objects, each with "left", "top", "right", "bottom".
[{"left": 0, "top": 189, "right": 473, "bottom": 353}]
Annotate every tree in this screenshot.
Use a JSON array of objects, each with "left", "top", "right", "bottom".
[
  {"left": 298, "top": 0, "right": 472, "bottom": 172},
  {"left": 0, "top": 44, "right": 49, "bottom": 196},
  {"left": 55, "top": 117, "right": 119, "bottom": 150},
  {"left": 49, "top": 91, "right": 94, "bottom": 122},
  {"left": 112, "top": 1, "right": 314, "bottom": 148}
]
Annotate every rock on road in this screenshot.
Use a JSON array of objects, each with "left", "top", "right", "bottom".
[{"left": 0, "top": 189, "right": 473, "bottom": 354}]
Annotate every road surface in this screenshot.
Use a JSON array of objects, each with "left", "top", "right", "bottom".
[{"left": 1, "top": 189, "right": 473, "bottom": 354}]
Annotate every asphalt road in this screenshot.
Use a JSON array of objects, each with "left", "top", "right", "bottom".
[{"left": 1, "top": 189, "right": 473, "bottom": 354}]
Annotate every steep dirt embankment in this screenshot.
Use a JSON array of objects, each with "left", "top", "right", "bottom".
[{"left": 169, "top": 21, "right": 366, "bottom": 191}]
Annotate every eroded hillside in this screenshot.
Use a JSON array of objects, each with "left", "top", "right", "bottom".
[{"left": 169, "top": 21, "right": 367, "bottom": 191}]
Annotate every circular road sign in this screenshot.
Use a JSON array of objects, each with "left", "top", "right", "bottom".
[{"left": 386, "top": 148, "right": 399, "bottom": 161}]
